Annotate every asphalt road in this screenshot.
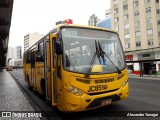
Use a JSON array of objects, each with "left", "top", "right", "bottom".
[{"left": 9, "top": 69, "right": 160, "bottom": 120}]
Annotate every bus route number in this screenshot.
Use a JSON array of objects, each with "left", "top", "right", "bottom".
[{"left": 87, "top": 85, "right": 107, "bottom": 92}]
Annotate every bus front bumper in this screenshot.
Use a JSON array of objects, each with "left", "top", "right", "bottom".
[{"left": 59, "top": 83, "right": 128, "bottom": 112}]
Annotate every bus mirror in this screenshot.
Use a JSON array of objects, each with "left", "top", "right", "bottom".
[
  {"left": 54, "top": 40, "right": 63, "bottom": 55},
  {"left": 58, "top": 29, "right": 62, "bottom": 41}
]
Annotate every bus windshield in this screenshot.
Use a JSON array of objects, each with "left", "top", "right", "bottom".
[{"left": 61, "top": 28, "right": 125, "bottom": 74}]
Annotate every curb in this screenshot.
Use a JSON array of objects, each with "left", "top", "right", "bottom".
[{"left": 128, "top": 75, "right": 160, "bottom": 80}]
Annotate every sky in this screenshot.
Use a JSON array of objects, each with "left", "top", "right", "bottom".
[{"left": 9, "top": 0, "right": 111, "bottom": 50}]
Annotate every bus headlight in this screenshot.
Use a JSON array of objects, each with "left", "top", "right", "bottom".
[
  {"left": 69, "top": 86, "right": 74, "bottom": 92},
  {"left": 74, "top": 89, "right": 79, "bottom": 94},
  {"left": 67, "top": 85, "right": 84, "bottom": 96},
  {"left": 122, "top": 80, "right": 128, "bottom": 87}
]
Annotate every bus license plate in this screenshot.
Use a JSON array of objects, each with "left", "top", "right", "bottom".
[{"left": 101, "top": 99, "right": 112, "bottom": 106}]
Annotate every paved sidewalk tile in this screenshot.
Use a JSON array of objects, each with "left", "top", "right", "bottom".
[{"left": 0, "top": 70, "right": 41, "bottom": 120}]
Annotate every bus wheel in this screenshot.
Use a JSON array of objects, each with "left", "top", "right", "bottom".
[
  {"left": 41, "top": 79, "right": 46, "bottom": 100},
  {"left": 27, "top": 74, "right": 32, "bottom": 90}
]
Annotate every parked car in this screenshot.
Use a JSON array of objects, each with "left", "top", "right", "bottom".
[{"left": 6, "top": 66, "right": 13, "bottom": 71}]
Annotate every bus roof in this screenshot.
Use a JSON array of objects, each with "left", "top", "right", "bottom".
[
  {"left": 24, "top": 24, "right": 117, "bottom": 53},
  {"left": 53, "top": 24, "right": 115, "bottom": 33}
]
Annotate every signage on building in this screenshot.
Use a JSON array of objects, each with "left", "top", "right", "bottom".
[
  {"left": 56, "top": 19, "right": 73, "bottom": 25},
  {"left": 138, "top": 52, "right": 155, "bottom": 61},
  {"left": 63, "top": 19, "right": 73, "bottom": 24},
  {"left": 125, "top": 55, "right": 133, "bottom": 61}
]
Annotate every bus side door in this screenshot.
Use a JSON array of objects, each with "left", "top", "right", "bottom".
[
  {"left": 44, "top": 36, "right": 53, "bottom": 100},
  {"left": 50, "top": 33, "right": 58, "bottom": 106}
]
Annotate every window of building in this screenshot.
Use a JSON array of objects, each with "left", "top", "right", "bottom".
[
  {"left": 147, "top": 29, "right": 153, "bottom": 34},
  {"left": 135, "top": 21, "right": 139, "bottom": 27},
  {"left": 142, "top": 54, "right": 150, "bottom": 57},
  {"left": 156, "top": 9, "right": 160, "bottom": 14},
  {"left": 135, "top": 31, "right": 141, "bottom": 36},
  {"left": 133, "top": 1, "right": 139, "bottom": 7},
  {"left": 124, "top": 14, "right": 129, "bottom": 20},
  {"left": 114, "top": 0, "right": 118, "bottom": 4},
  {"left": 146, "top": 18, "right": 152, "bottom": 24},
  {"left": 145, "top": 0, "right": 151, "bottom": 3},
  {"left": 134, "top": 11, "right": 139, "bottom": 16},
  {"left": 146, "top": 7, "right": 151, "bottom": 13},
  {"left": 125, "top": 43, "right": 130, "bottom": 48},
  {"left": 123, "top": 5, "right": 128, "bottom": 10},
  {"left": 148, "top": 39, "right": 153, "bottom": 45},
  {"left": 114, "top": 17, "right": 119, "bottom": 22},
  {"left": 136, "top": 41, "right": 141, "bottom": 47},
  {"left": 125, "top": 33, "right": 130, "bottom": 38},
  {"left": 156, "top": 0, "right": 159, "bottom": 3},
  {"left": 125, "top": 24, "right": 129, "bottom": 29},
  {"left": 114, "top": 8, "right": 118, "bottom": 13},
  {"left": 115, "top": 26, "right": 119, "bottom": 31}
]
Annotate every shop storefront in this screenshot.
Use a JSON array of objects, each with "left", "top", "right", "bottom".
[{"left": 125, "top": 48, "right": 160, "bottom": 77}]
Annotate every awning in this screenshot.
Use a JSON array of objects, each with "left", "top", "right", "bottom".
[{"left": 125, "top": 47, "right": 160, "bottom": 55}]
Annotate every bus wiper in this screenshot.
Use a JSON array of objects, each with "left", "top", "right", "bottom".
[
  {"left": 85, "top": 40, "right": 101, "bottom": 77},
  {"left": 98, "top": 41, "right": 122, "bottom": 74}
]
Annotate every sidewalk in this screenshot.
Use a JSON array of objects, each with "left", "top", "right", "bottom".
[
  {"left": 128, "top": 73, "right": 160, "bottom": 80},
  {"left": 0, "top": 70, "right": 38, "bottom": 118}
]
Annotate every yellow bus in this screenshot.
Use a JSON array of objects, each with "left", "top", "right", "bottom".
[{"left": 23, "top": 24, "right": 129, "bottom": 112}]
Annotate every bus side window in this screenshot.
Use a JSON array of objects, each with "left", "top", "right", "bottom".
[
  {"left": 36, "top": 42, "right": 44, "bottom": 62},
  {"left": 26, "top": 53, "right": 28, "bottom": 63},
  {"left": 26, "top": 51, "right": 31, "bottom": 63},
  {"left": 31, "top": 49, "right": 36, "bottom": 67}
]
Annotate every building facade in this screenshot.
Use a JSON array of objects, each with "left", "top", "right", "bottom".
[
  {"left": 6, "top": 46, "right": 23, "bottom": 67},
  {"left": 106, "top": 8, "right": 112, "bottom": 17},
  {"left": 16, "top": 46, "right": 22, "bottom": 59},
  {"left": 7, "top": 46, "right": 21, "bottom": 60},
  {"left": 24, "top": 32, "right": 43, "bottom": 51},
  {"left": 111, "top": 0, "right": 160, "bottom": 75},
  {"left": 88, "top": 14, "right": 99, "bottom": 26}
]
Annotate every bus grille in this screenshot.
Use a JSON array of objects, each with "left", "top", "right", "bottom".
[
  {"left": 76, "top": 78, "right": 90, "bottom": 84},
  {"left": 87, "top": 88, "right": 119, "bottom": 96},
  {"left": 95, "top": 78, "right": 114, "bottom": 84},
  {"left": 76, "top": 78, "right": 115, "bottom": 84}
]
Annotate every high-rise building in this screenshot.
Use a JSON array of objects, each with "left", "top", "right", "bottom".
[
  {"left": 111, "top": 0, "right": 160, "bottom": 75},
  {"left": 16, "top": 46, "right": 22, "bottom": 59},
  {"left": 7, "top": 46, "right": 17, "bottom": 60},
  {"left": 6, "top": 46, "right": 22, "bottom": 65},
  {"left": 88, "top": 14, "right": 99, "bottom": 26},
  {"left": 106, "top": 8, "right": 111, "bottom": 18},
  {"left": 24, "top": 32, "right": 43, "bottom": 51}
]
